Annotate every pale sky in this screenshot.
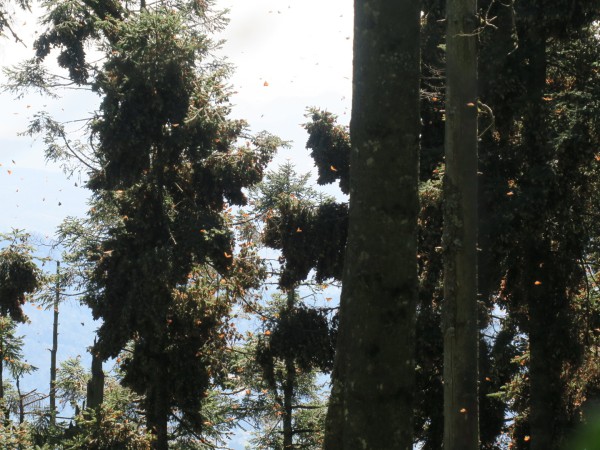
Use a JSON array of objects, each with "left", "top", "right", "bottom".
[{"left": 0, "top": 0, "right": 352, "bottom": 446}]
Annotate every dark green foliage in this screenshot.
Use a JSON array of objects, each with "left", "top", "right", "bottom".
[
  {"left": 304, "top": 108, "right": 350, "bottom": 195},
  {"left": 27, "top": 2, "right": 279, "bottom": 447},
  {"left": 9, "top": 0, "right": 600, "bottom": 448},
  {"left": 517, "top": 0, "right": 598, "bottom": 37},
  {"left": 248, "top": 163, "right": 338, "bottom": 447},
  {"left": 476, "top": 5, "right": 600, "bottom": 444},
  {"left": 34, "top": 0, "right": 111, "bottom": 84},
  {"left": 63, "top": 405, "right": 153, "bottom": 450},
  {"left": 259, "top": 117, "right": 350, "bottom": 290},
  {"left": 263, "top": 198, "right": 348, "bottom": 289},
  {"left": 256, "top": 305, "right": 335, "bottom": 385},
  {"left": 0, "top": 235, "right": 40, "bottom": 322}
]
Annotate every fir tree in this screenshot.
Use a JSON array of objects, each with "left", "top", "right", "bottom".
[{"left": 7, "top": 2, "right": 281, "bottom": 448}]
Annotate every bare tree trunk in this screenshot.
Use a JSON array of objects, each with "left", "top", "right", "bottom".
[
  {"left": 282, "top": 290, "right": 296, "bottom": 449},
  {"left": 50, "top": 261, "right": 60, "bottom": 427},
  {"left": 0, "top": 346, "right": 4, "bottom": 421},
  {"left": 442, "top": 0, "right": 479, "bottom": 447},
  {"left": 0, "top": 345, "right": 3, "bottom": 402},
  {"left": 16, "top": 374, "right": 24, "bottom": 424},
  {"left": 324, "top": 0, "right": 421, "bottom": 448}
]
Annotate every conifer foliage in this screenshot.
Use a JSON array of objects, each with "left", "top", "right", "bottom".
[
  {"left": 8, "top": 0, "right": 600, "bottom": 449},
  {"left": 16, "top": 1, "right": 281, "bottom": 448},
  {"left": 0, "top": 232, "right": 40, "bottom": 323}
]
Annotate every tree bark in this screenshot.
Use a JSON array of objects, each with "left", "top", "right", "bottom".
[
  {"left": 324, "top": 0, "right": 421, "bottom": 448},
  {"left": 0, "top": 343, "right": 3, "bottom": 402},
  {"left": 50, "top": 260, "right": 59, "bottom": 427},
  {"left": 528, "top": 265, "right": 565, "bottom": 450},
  {"left": 0, "top": 340, "right": 4, "bottom": 420},
  {"left": 520, "top": 27, "right": 566, "bottom": 450},
  {"left": 442, "top": 0, "right": 479, "bottom": 448},
  {"left": 16, "top": 374, "right": 24, "bottom": 424},
  {"left": 282, "top": 289, "right": 296, "bottom": 449}
]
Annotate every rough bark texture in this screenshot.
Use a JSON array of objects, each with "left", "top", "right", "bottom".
[
  {"left": 324, "top": 0, "right": 421, "bottom": 448},
  {"left": 442, "top": 0, "right": 479, "bottom": 448}
]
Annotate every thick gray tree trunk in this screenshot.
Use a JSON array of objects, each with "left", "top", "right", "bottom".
[
  {"left": 442, "top": 0, "right": 479, "bottom": 448},
  {"left": 324, "top": 0, "right": 421, "bottom": 448}
]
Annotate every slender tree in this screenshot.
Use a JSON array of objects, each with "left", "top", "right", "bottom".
[
  {"left": 324, "top": 0, "right": 421, "bottom": 447},
  {"left": 49, "top": 260, "right": 60, "bottom": 427},
  {"left": 442, "top": 0, "right": 479, "bottom": 447}
]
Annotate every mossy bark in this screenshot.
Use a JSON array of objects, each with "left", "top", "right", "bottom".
[{"left": 324, "top": 0, "right": 421, "bottom": 448}]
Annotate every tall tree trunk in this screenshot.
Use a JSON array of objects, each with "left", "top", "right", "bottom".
[
  {"left": 528, "top": 263, "right": 566, "bottom": 450},
  {"left": 324, "top": 0, "right": 421, "bottom": 448},
  {"left": 519, "top": 27, "right": 567, "bottom": 450},
  {"left": 0, "top": 335, "right": 8, "bottom": 426},
  {"left": 282, "top": 289, "right": 295, "bottom": 449},
  {"left": 442, "top": 0, "right": 479, "bottom": 447},
  {"left": 50, "top": 261, "right": 60, "bottom": 427},
  {"left": 16, "top": 374, "right": 24, "bottom": 424},
  {"left": 0, "top": 344, "right": 3, "bottom": 402},
  {"left": 0, "top": 340, "right": 4, "bottom": 420}
]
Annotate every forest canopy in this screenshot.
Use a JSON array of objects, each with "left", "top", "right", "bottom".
[{"left": 1, "top": 0, "right": 600, "bottom": 449}]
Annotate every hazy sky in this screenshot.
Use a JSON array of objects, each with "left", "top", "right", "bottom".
[{"left": 0, "top": 0, "right": 351, "bottom": 446}]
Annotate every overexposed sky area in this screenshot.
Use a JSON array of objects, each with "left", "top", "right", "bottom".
[
  {"left": 0, "top": 0, "right": 352, "bottom": 446},
  {"left": 0, "top": 0, "right": 352, "bottom": 235}
]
